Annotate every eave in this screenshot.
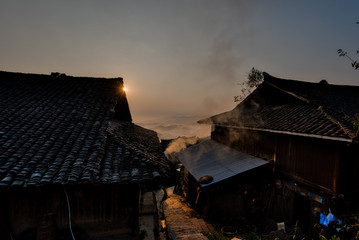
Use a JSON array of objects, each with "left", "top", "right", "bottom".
[{"left": 212, "top": 124, "right": 353, "bottom": 143}]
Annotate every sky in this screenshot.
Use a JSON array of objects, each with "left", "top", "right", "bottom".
[{"left": 1, "top": 1, "right": 358, "bottom": 139}]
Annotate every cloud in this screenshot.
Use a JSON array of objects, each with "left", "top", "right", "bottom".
[{"left": 135, "top": 114, "right": 211, "bottom": 140}]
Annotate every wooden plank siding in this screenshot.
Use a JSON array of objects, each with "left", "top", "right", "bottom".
[
  {"left": 211, "top": 126, "right": 276, "bottom": 161},
  {"left": 2, "top": 184, "right": 140, "bottom": 239},
  {"left": 276, "top": 135, "right": 340, "bottom": 193},
  {"left": 211, "top": 125, "right": 354, "bottom": 195}
]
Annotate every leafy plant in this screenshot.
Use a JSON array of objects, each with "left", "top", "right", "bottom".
[
  {"left": 204, "top": 231, "right": 259, "bottom": 240},
  {"left": 345, "top": 114, "right": 359, "bottom": 137},
  {"left": 247, "top": 67, "right": 264, "bottom": 88},
  {"left": 234, "top": 67, "right": 263, "bottom": 103},
  {"left": 354, "top": 229, "right": 359, "bottom": 240},
  {"left": 203, "top": 232, "right": 231, "bottom": 240},
  {"left": 288, "top": 221, "right": 307, "bottom": 240}
]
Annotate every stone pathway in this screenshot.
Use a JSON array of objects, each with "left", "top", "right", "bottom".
[
  {"left": 162, "top": 188, "right": 216, "bottom": 240},
  {"left": 139, "top": 188, "right": 217, "bottom": 240}
]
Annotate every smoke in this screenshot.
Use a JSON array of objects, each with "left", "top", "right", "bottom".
[
  {"left": 192, "top": 1, "right": 257, "bottom": 116},
  {"left": 199, "top": 1, "right": 255, "bottom": 83},
  {"left": 130, "top": 1, "right": 259, "bottom": 138},
  {"left": 202, "top": 32, "right": 241, "bottom": 85},
  {"left": 164, "top": 135, "right": 206, "bottom": 165},
  {"left": 165, "top": 136, "right": 199, "bottom": 154}
]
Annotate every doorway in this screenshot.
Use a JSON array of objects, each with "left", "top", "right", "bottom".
[{"left": 293, "top": 193, "right": 311, "bottom": 234}]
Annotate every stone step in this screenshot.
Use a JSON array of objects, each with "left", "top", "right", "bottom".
[
  {"left": 163, "top": 192, "right": 210, "bottom": 240},
  {"left": 140, "top": 191, "right": 157, "bottom": 214},
  {"left": 139, "top": 191, "right": 159, "bottom": 240}
]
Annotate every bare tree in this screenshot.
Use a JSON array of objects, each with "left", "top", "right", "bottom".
[
  {"left": 337, "top": 22, "right": 359, "bottom": 70},
  {"left": 337, "top": 49, "right": 359, "bottom": 70}
]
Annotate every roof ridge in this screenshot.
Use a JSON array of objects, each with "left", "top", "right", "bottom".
[
  {"left": 0, "top": 70, "right": 123, "bottom": 81},
  {"left": 265, "top": 81, "right": 310, "bottom": 104},
  {"left": 316, "top": 106, "right": 355, "bottom": 139}
]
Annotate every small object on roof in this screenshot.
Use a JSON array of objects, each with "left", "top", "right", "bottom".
[{"left": 198, "top": 175, "right": 213, "bottom": 184}]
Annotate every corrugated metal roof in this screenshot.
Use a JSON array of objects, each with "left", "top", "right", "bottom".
[{"left": 175, "top": 140, "right": 267, "bottom": 187}]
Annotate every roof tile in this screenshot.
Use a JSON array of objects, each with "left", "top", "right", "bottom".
[
  {"left": 0, "top": 71, "right": 169, "bottom": 187},
  {"left": 204, "top": 74, "right": 359, "bottom": 141}
]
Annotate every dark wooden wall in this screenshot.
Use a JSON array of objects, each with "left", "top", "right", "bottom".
[
  {"left": 211, "top": 125, "right": 357, "bottom": 195},
  {"left": 1, "top": 183, "right": 140, "bottom": 239},
  {"left": 276, "top": 135, "right": 341, "bottom": 193},
  {"left": 211, "top": 126, "right": 276, "bottom": 161},
  {"left": 338, "top": 142, "right": 359, "bottom": 194}
]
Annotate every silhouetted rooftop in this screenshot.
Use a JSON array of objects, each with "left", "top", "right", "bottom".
[
  {"left": 0, "top": 70, "right": 169, "bottom": 187},
  {"left": 200, "top": 73, "right": 359, "bottom": 142}
]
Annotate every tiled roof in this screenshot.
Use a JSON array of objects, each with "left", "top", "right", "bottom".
[
  {"left": 201, "top": 73, "right": 359, "bottom": 141},
  {"left": 0, "top": 71, "right": 169, "bottom": 187},
  {"left": 100, "top": 121, "right": 169, "bottom": 183}
]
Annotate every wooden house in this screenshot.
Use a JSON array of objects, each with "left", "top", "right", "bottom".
[
  {"left": 176, "top": 73, "right": 359, "bottom": 234},
  {"left": 0, "top": 71, "right": 170, "bottom": 240}
]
